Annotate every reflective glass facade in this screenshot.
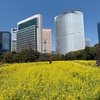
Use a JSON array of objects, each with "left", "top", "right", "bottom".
[
  {"left": 17, "top": 14, "right": 42, "bottom": 52},
  {"left": 17, "top": 25, "right": 37, "bottom": 51},
  {"left": 18, "top": 18, "right": 37, "bottom": 30},
  {"left": 0, "top": 32, "right": 11, "bottom": 53},
  {"left": 97, "top": 23, "right": 100, "bottom": 43}
]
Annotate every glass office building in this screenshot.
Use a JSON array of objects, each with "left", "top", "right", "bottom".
[
  {"left": 0, "top": 31, "right": 11, "bottom": 54},
  {"left": 97, "top": 23, "right": 100, "bottom": 43},
  {"left": 17, "top": 14, "right": 42, "bottom": 52}
]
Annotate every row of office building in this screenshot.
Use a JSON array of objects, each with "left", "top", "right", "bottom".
[
  {"left": 0, "top": 14, "right": 52, "bottom": 54},
  {"left": 1, "top": 10, "right": 99, "bottom": 55}
]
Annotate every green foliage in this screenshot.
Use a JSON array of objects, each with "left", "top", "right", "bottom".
[
  {"left": 37, "top": 53, "right": 62, "bottom": 61},
  {"left": 2, "top": 51, "right": 16, "bottom": 63},
  {"left": 64, "top": 44, "right": 100, "bottom": 60},
  {"left": 12, "top": 52, "right": 22, "bottom": 63},
  {"left": 2, "top": 50, "right": 40, "bottom": 63},
  {"left": 1, "top": 43, "right": 100, "bottom": 63},
  {"left": 93, "top": 43, "right": 100, "bottom": 60}
]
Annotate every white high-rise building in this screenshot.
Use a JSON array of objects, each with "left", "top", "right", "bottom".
[
  {"left": 17, "top": 14, "right": 42, "bottom": 52},
  {"left": 55, "top": 11, "right": 85, "bottom": 54},
  {"left": 85, "top": 39, "right": 90, "bottom": 47},
  {"left": 11, "top": 28, "right": 17, "bottom": 51}
]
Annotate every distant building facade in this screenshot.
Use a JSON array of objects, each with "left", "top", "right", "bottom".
[
  {"left": 85, "top": 39, "right": 90, "bottom": 47},
  {"left": 42, "top": 29, "right": 52, "bottom": 53},
  {"left": 97, "top": 23, "right": 100, "bottom": 43},
  {"left": 55, "top": 11, "right": 85, "bottom": 54},
  {"left": 11, "top": 28, "right": 17, "bottom": 51},
  {"left": 17, "top": 14, "right": 42, "bottom": 52},
  {"left": 0, "top": 31, "right": 11, "bottom": 54}
]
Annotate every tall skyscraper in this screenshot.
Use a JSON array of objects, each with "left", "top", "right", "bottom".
[
  {"left": 42, "top": 29, "right": 52, "bottom": 53},
  {"left": 17, "top": 14, "right": 42, "bottom": 52},
  {"left": 55, "top": 11, "right": 85, "bottom": 54},
  {"left": 0, "top": 31, "right": 11, "bottom": 54},
  {"left": 11, "top": 28, "right": 17, "bottom": 52},
  {"left": 97, "top": 22, "right": 100, "bottom": 43}
]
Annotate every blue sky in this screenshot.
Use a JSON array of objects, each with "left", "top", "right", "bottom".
[{"left": 0, "top": 0, "right": 100, "bottom": 51}]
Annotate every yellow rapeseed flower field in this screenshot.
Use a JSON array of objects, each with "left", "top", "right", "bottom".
[{"left": 0, "top": 60, "right": 100, "bottom": 100}]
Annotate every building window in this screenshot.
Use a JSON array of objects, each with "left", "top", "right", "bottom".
[
  {"left": 44, "top": 40, "right": 46, "bottom": 53},
  {"left": 18, "top": 18, "right": 38, "bottom": 30}
]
